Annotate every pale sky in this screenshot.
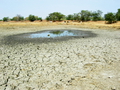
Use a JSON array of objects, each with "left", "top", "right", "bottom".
[{"left": 0, "top": 0, "right": 120, "bottom": 19}]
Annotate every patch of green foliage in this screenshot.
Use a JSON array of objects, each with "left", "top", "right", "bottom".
[
  {"left": 105, "top": 12, "right": 116, "bottom": 24},
  {"left": 28, "top": 15, "right": 36, "bottom": 22},
  {"left": 66, "top": 14, "right": 74, "bottom": 20},
  {"left": 11, "top": 15, "right": 24, "bottom": 21},
  {"left": 65, "top": 10, "right": 103, "bottom": 22},
  {"left": 3, "top": 17, "right": 9, "bottom": 22},
  {"left": 92, "top": 10, "right": 103, "bottom": 21},
  {"left": 46, "top": 12, "right": 65, "bottom": 21},
  {"left": 116, "top": 9, "right": 120, "bottom": 21},
  {"left": 35, "top": 16, "right": 42, "bottom": 21}
]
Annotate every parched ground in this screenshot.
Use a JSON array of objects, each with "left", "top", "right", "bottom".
[{"left": 0, "top": 25, "right": 120, "bottom": 90}]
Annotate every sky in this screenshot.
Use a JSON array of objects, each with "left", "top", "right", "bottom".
[{"left": 0, "top": 0, "right": 120, "bottom": 19}]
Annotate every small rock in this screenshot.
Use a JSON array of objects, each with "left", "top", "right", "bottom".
[
  {"left": 71, "top": 78, "right": 75, "bottom": 80},
  {"left": 47, "top": 34, "right": 50, "bottom": 36},
  {"left": 37, "top": 46, "right": 40, "bottom": 50},
  {"left": 108, "top": 76, "right": 113, "bottom": 78},
  {"left": 82, "top": 76, "right": 86, "bottom": 78},
  {"left": 111, "top": 87, "right": 116, "bottom": 90}
]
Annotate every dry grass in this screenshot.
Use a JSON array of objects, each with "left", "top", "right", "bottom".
[{"left": 0, "top": 21, "right": 120, "bottom": 30}]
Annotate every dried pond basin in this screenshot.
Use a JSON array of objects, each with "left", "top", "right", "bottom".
[{"left": 3, "top": 30, "right": 97, "bottom": 45}]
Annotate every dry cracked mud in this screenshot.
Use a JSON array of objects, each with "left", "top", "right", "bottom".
[{"left": 0, "top": 26, "right": 120, "bottom": 90}]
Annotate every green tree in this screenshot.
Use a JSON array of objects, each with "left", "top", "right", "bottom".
[
  {"left": 66, "top": 14, "right": 74, "bottom": 20},
  {"left": 28, "top": 15, "right": 36, "bottom": 22},
  {"left": 46, "top": 16, "right": 50, "bottom": 21},
  {"left": 73, "top": 13, "right": 80, "bottom": 21},
  {"left": 105, "top": 12, "right": 116, "bottom": 24},
  {"left": 92, "top": 10, "right": 103, "bottom": 21},
  {"left": 25, "top": 17, "right": 29, "bottom": 21},
  {"left": 11, "top": 15, "right": 24, "bottom": 21},
  {"left": 38, "top": 17, "right": 42, "bottom": 21},
  {"left": 116, "top": 9, "right": 120, "bottom": 21},
  {"left": 80, "top": 10, "right": 92, "bottom": 21},
  {"left": 35, "top": 16, "right": 42, "bottom": 21},
  {"left": 46, "top": 12, "right": 65, "bottom": 21},
  {"left": 3, "top": 17, "right": 9, "bottom": 22}
]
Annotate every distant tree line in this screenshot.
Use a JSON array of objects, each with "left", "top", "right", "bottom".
[
  {"left": 1, "top": 9, "right": 120, "bottom": 24},
  {"left": 45, "top": 9, "right": 120, "bottom": 24},
  {"left": 65, "top": 10, "right": 103, "bottom": 21},
  {"left": 45, "top": 10, "right": 103, "bottom": 22},
  {"left": 2, "top": 14, "right": 42, "bottom": 22}
]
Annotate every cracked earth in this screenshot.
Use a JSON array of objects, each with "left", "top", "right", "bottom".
[{"left": 0, "top": 26, "right": 120, "bottom": 90}]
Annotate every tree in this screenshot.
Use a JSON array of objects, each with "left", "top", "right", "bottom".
[
  {"left": 28, "top": 15, "right": 36, "bottom": 22},
  {"left": 80, "top": 10, "right": 92, "bottom": 21},
  {"left": 3, "top": 17, "right": 9, "bottom": 22},
  {"left": 92, "top": 10, "right": 103, "bottom": 21},
  {"left": 116, "top": 9, "right": 120, "bottom": 21},
  {"left": 46, "top": 12, "right": 65, "bottom": 21},
  {"left": 11, "top": 15, "right": 24, "bottom": 21},
  {"left": 25, "top": 17, "right": 29, "bottom": 21},
  {"left": 66, "top": 14, "right": 74, "bottom": 20},
  {"left": 38, "top": 17, "right": 42, "bottom": 21},
  {"left": 73, "top": 13, "right": 80, "bottom": 21},
  {"left": 35, "top": 16, "right": 42, "bottom": 21},
  {"left": 46, "top": 16, "right": 50, "bottom": 21},
  {"left": 105, "top": 12, "right": 116, "bottom": 24}
]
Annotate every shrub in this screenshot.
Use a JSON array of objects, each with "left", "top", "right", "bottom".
[
  {"left": 38, "top": 17, "right": 42, "bottom": 21},
  {"left": 3, "top": 17, "right": 9, "bottom": 22},
  {"left": 28, "top": 15, "right": 36, "bottom": 22}
]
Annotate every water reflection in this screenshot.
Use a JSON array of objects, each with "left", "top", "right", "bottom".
[
  {"left": 29, "top": 30, "right": 82, "bottom": 38},
  {"left": 49, "top": 31, "right": 64, "bottom": 35}
]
